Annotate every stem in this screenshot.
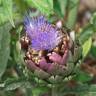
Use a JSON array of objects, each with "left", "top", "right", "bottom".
[{"left": 52, "top": 85, "right": 58, "bottom": 96}]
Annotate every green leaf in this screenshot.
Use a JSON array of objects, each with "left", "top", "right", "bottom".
[
  {"left": 14, "top": 0, "right": 28, "bottom": 14},
  {"left": 54, "top": 0, "right": 68, "bottom": 17},
  {"left": 82, "top": 38, "right": 92, "bottom": 58},
  {"left": 79, "top": 25, "right": 93, "bottom": 44},
  {"left": 13, "top": 26, "right": 25, "bottom": 65},
  {"left": 0, "top": 7, "right": 8, "bottom": 25},
  {"left": 26, "top": 0, "right": 53, "bottom": 16},
  {"left": 4, "top": 78, "right": 32, "bottom": 91},
  {"left": 0, "top": 23, "right": 11, "bottom": 78},
  {"left": 73, "top": 70, "right": 93, "bottom": 83},
  {"left": 47, "top": 0, "right": 53, "bottom": 10},
  {"left": 2, "top": 0, "right": 15, "bottom": 27},
  {"left": 91, "top": 12, "right": 96, "bottom": 32},
  {"left": 0, "top": 1, "right": 22, "bottom": 25},
  {"left": 90, "top": 45, "right": 96, "bottom": 58},
  {"left": 65, "top": 0, "right": 79, "bottom": 29},
  {"left": 88, "top": 85, "right": 96, "bottom": 93},
  {"left": 0, "top": 0, "right": 1, "bottom": 4},
  {"left": 32, "top": 86, "right": 49, "bottom": 96},
  {"left": 61, "top": 84, "right": 96, "bottom": 93}
]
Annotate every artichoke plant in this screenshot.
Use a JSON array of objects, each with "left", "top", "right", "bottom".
[
  {"left": 20, "top": 14, "right": 81, "bottom": 83},
  {"left": 1, "top": 0, "right": 96, "bottom": 96}
]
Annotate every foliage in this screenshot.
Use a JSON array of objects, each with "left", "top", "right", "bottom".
[
  {"left": 0, "top": 0, "right": 96, "bottom": 96},
  {"left": 0, "top": 23, "right": 11, "bottom": 78}
]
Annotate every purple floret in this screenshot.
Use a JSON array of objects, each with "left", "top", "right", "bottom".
[{"left": 24, "top": 16, "right": 62, "bottom": 51}]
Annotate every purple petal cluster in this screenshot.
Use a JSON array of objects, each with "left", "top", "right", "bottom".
[{"left": 24, "top": 16, "right": 62, "bottom": 51}]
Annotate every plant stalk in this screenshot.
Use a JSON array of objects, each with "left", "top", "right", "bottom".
[{"left": 52, "top": 85, "right": 58, "bottom": 96}]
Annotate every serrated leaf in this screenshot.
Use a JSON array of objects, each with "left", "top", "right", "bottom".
[
  {"left": 26, "top": 0, "right": 53, "bottom": 16},
  {"left": 54, "top": 0, "right": 68, "bottom": 17},
  {"left": 2, "top": 0, "right": 15, "bottom": 27},
  {"left": 82, "top": 38, "right": 92, "bottom": 58},
  {"left": 0, "top": 23, "right": 11, "bottom": 78},
  {"left": 4, "top": 78, "right": 32, "bottom": 91}
]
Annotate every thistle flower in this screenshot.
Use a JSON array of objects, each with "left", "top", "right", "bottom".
[{"left": 24, "top": 16, "right": 62, "bottom": 51}]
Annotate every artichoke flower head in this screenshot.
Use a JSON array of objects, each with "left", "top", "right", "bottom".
[{"left": 23, "top": 14, "right": 72, "bottom": 81}]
